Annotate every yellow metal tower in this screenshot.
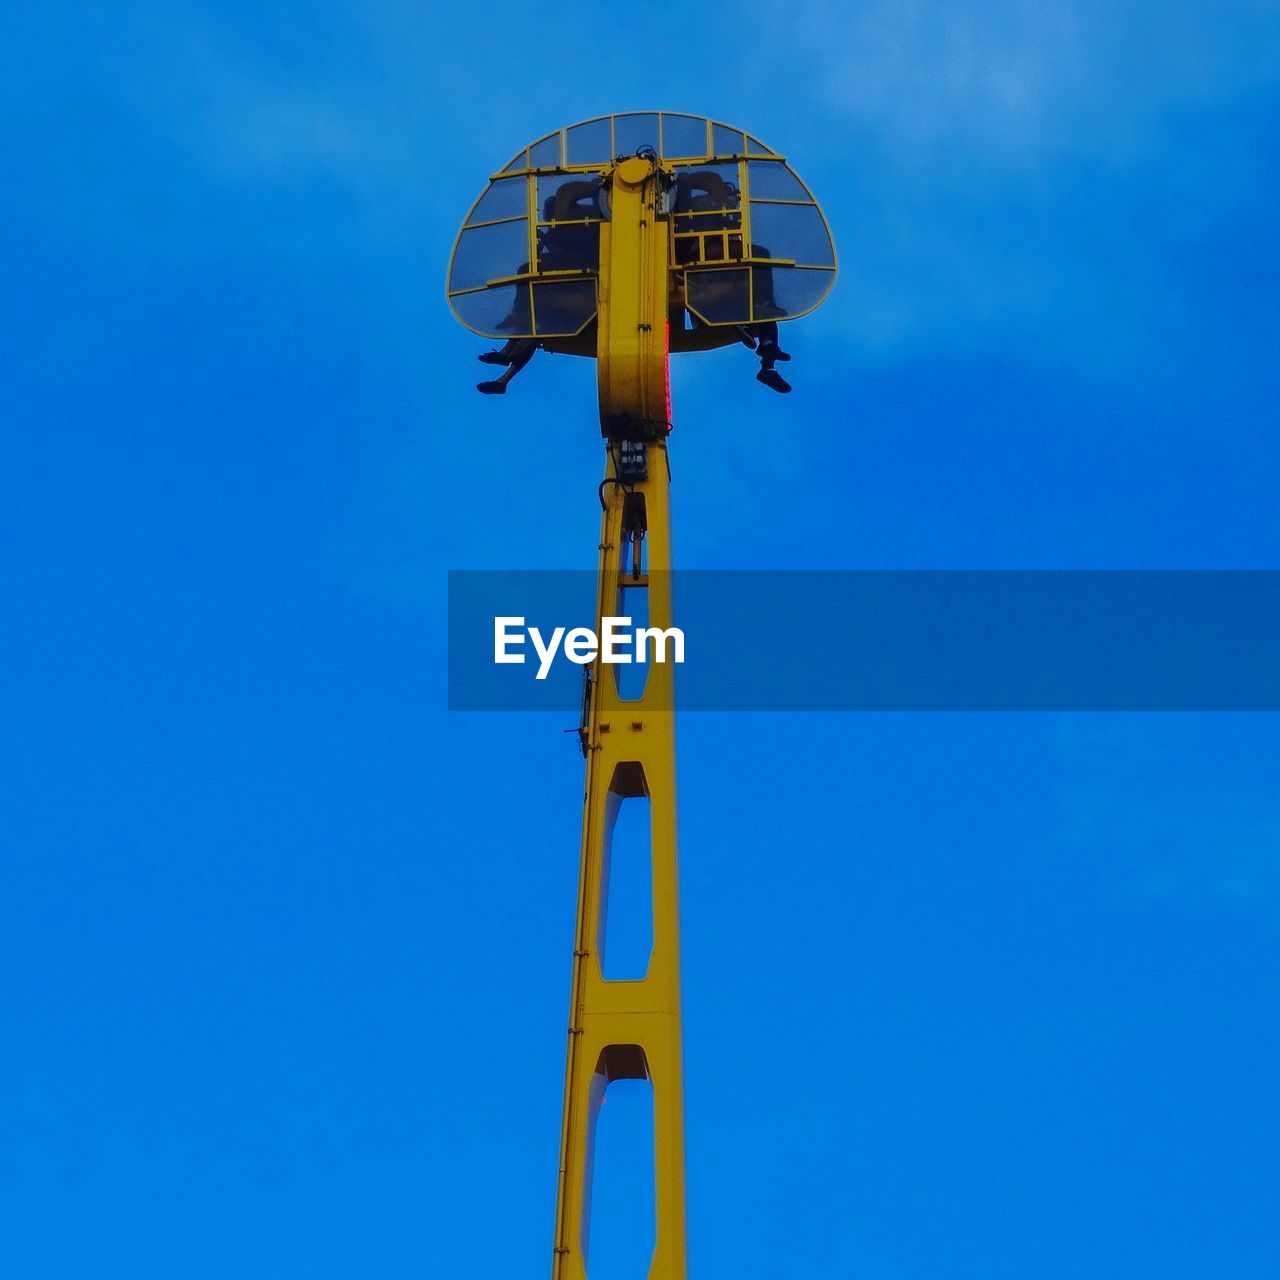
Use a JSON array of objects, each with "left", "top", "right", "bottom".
[{"left": 447, "top": 113, "right": 836, "bottom": 1278}]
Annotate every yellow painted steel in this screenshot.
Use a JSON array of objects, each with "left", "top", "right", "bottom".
[
  {"left": 552, "top": 155, "right": 686, "bottom": 1279},
  {"left": 444, "top": 113, "right": 838, "bottom": 1280}
]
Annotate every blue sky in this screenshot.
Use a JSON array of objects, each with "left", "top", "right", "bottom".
[{"left": 3, "top": 2, "right": 1280, "bottom": 1275}]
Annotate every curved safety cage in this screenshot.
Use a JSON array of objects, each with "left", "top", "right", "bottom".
[{"left": 446, "top": 111, "right": 837, "bottom": 346}]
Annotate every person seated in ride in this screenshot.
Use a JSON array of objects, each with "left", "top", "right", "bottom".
[
  {"left": 673, "top": 171, "right": 793, "bottom": 393},
  {"left": 477, "top": 180, "right": 603, "bottom": 395}
]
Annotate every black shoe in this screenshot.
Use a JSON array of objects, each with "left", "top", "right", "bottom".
[
  {"left": 477, "top": 380, "right": 508, "bottom": 395},
  {"left": 756, "top": 368, "right": 791, "bottom": 393},
  {"left": 756, "top": 341, "right": 791, "bottom": 363},
  {"left": 478, "top": 350, "right": 510, "bottom": 366}
]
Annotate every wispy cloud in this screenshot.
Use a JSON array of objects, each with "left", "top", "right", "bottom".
[
  {"left": 741, "top": 2, "right": 1280, "bottom": 372},
  {"left": 763, "top": 0, "right": 1280, "bottom": 159},
  {"left": 1050, "top": 715, "right": 1280, "bottom": 911},
  {"left": 53, "top": 2, "right": 436, "bottom": 204}
]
